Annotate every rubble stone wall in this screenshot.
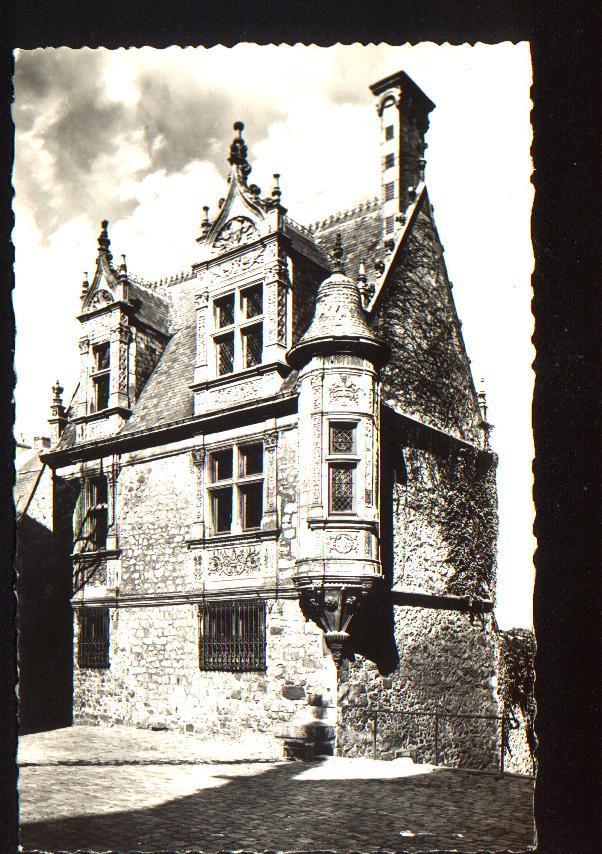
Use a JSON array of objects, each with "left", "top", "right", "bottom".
[{"left": 73, "top": 598, "right": 336, "bottom": 747}]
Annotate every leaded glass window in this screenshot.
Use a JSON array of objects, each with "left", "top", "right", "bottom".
[
  {"left": 330, "top": 423, "right": 356, "bottom": 454},
  {"left": 216, "top": 333, "right": 234, "bottom": 375},
  {"left": 207, "top": 442, "right": 264, "bottom": 535},
  {"left": 330, "top": 465, "right": 354, "bottom": 513}
]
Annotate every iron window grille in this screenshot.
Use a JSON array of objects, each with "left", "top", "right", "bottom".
[
  {"left": 208, "top": 442, "right": 264, "bottom": 534},
  {"left": 91, "top": 342, "right": 110, "bottom": 412},
  {"left": 384, "top": 181, "right": 395, "bottom": 202},
  {"left": 211, "top": 283, "right": 264, "bottom": 377},
  {"left": 78, "top": 607, "right": 110, "bottom": 669},
  {"left": 199, "top": 599, "right": 266, "bottom": 672},
  {"left": 328, "top": 422, "right": 358, "bottom": 514}
]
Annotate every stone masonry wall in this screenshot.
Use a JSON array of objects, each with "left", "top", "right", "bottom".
[
  {"left": 371, "top": 207, "right": 483, "bottom": 445},
  {"left": 338, "top": 442, "right": 500, "bottom": 768},
  {"left": 73, "top": 598, "right": 336, "bottom": 751}
]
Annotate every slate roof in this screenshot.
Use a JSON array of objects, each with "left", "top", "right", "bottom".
[
  {"left": 118, "top": 323, "right": 195, "bottom": 436},
  {"left": 312, "top": 198, "right": 383, "bottom": 281},
  {"left": 128, "top": 281, "right": 171, "bottom": 335},
  {"left": 15, "top": 452, "right": 44, "bottom": 517}
]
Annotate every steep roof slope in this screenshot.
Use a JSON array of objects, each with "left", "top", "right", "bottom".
[{"left": 311, "top": 198, "right": 383, "bottom": 280}]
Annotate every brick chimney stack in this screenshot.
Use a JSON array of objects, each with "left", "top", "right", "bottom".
[{"left": 370, "top": 71, "right": 435, "bottom": 240}]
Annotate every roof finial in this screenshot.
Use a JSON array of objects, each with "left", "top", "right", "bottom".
[
  {"left": 120, "top": 254, "right": 127, "bottom": 273},
  {"left": 330, "top": 232, "right": 345, "bottom": 275},
  {"left": 200, "top": 205, "right": 211, "bottom": 238},
  {"left": 477, "top": 378, "right": 488, "bottom": 422},
  {"left": 80, "top": 272, "right": 89, "bottom": 299},
  {"left": 271, "top": 173, "right": 282, "bottom": 204},
  {"left": 228, "top": 121, "right": 251, "bottom": 185},
  {"left": 52, "top": 379, "right": 64, "bottom": 406},
  {"left": 97, "top": 219, "right": 112, "bottom": 261}
]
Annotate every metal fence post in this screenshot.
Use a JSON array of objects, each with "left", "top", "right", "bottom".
[
  {"left": 500, "top": 716, "right": 506, "bottom": 773},
  {"left": 434, "top": 713, "right": 439, "bottom": 766},
  {"left": 373, "top": 711, "right": 378, "bottom": 759}
]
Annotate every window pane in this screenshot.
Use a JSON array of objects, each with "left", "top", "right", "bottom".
[
  {"left": 242, "top": 284, "right": 263, "bottom": 318},
  {"left": 94, "top": 374, "right": 110, "bottom": 411},
  {"left": 94, "top": 343, "right": 110, "bottom": 370},
  {"left": 239, "top": 443, "right": 263, "bottom": 476},
  {"left": 242, "top": 324, "right": 262, "bottom": 368},
  {"left": 240, "top": 481, "right": 263, "bottom": 530},
  {"left": 215, "top": 293, "right": 234, "bottom": 328},
  {"left": 87, "top": 476, "right": 108, "bottom": 550},
  {"left": 211, "top": 449, "right": 233, "bottom": 482},
  {"left": 330, "top": 423, "right": 355, "bottom": 454},
  {"left": 216, "top": 333, "right": 234, "bottom": 375},
  {"left": 212, "top": 487, "right": 233, "bottom": 533},
  {"left": 330, "top": 465, "right": 354, "bottom": 513}
]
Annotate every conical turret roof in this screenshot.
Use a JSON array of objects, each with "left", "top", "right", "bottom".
[{"left": 287, "top": 270, "right": 386, "bottom": 369}]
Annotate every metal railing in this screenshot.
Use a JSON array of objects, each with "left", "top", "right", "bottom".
[{"left": 343, "top": 705, "right": 529, "bottom": 774}]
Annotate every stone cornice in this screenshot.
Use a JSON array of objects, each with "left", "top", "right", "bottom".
[{"left": 71, "top": 586, "right": 300, "bottom": 608}]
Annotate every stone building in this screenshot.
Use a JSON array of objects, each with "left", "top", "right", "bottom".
[{"left": 32, "top": 70, "right": 506, "bottom": 766}]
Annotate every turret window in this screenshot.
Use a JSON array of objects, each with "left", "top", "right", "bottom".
[
  {"left": 328, "top": 422, "right": 358, "bottom": 515},
  {"left": 91, "top": 342, "right": 110, "bottom": 412},
  {"left": 212, "top": 283, "right": 264, "bottom": 376}
]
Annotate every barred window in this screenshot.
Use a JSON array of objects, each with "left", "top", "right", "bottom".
[
  {"left": 384, "top": 181, "right": 395, "bottom": 202},
  {"left": 385, "top": 124, "right": 394, "bottom": 140},
  {"left": 208, "top": 442, "right": 264, "bottom": 534},
  {"left": 330, "top": 465, "right": 354, "bottom": 513},
  {"left": 199, "top": 600, "right": 266, "bottom": 672},
  {"left": 78, "top": 607, "right": 110, "bottom": 669},
  {"left": 212, "top": 283, "right": 265, "bottom": 377},
  {"left": 91, "top": 342, "right": 110, "bottom": 412}
]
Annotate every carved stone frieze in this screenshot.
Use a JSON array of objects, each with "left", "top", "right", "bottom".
[
  {"left": 208, "top": 380, "right": 259, "bottom": 409},
  {"left": 207, "top": 546, "right": 262, "bottom": 577},
  {"left": 209, "top": 246, "right": 265, "bottom": 280}
]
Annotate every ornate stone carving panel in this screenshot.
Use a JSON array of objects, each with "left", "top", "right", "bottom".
[
  {"left": 207, "top": 546, "right": 262, "bottom": 577},
  {"left": 209, "top": 246, "right": 265, "bottom": 281},
  {"left": 328, "top": 374, "right": 362, "bottom": 407}
]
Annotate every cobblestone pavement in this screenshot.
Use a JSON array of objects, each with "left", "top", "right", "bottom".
[{"left": 18, "top": 726, "right": 535, "bottom": 853}]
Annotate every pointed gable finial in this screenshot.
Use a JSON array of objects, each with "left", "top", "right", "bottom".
[
  {"left": 120, "top": 254, "right": 127, "bottom": 273},
  {"left": 271, "top": 173, "right": 281, "bottom": 204},
  {"left": 97, "top": 219, "right": 112, "bottom": 261},
  {"left": 52, "top": 379, "right": 64, "bottom": 407},
  {"left": 80, "top": 271, "right": 89, "bottom": 299},
  {"left": 228, "top": 121, "right": 251, "bottom": 185},
  {"left": 330, "top": 232, "right": 345, "bottom": 275}
]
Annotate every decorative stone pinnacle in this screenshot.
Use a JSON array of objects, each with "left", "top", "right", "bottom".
[
  {"left": 228, "top": 121, "right": 251, "bottom": 184},
  {"left": 358, "top": 261, "right": 367, "bottom": 283},
  {"left": 478, "top": 379, "right": 488, "bottom": 421},
  {"left": 120, "top": 254, "right": 127, "bottom": 273},
  {"left": 97, "top": 219, "right": 112, "bottom": 261},
  {"left": 52, "top": 379, "right": 64, "bottom": 405},
  {"left": 330, "top": 232, "right": 345, "bottom": 274},
  {"left": 271, "top": 173, "right": 281, "bottom": 202},
  {"left": 80, "top": 272, "right": 89, "bottom": 298},
  {"left": 200, "top": 205, "right": 211, "bottom": 238}
]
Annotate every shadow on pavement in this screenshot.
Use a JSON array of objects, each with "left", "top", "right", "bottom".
[{"left": 20, "top": 759, "right": 535, "bottom": 853}]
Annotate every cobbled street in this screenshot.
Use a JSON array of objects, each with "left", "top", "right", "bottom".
[{"left": 18, "top": 726, "right": 535, "bottom": 852}]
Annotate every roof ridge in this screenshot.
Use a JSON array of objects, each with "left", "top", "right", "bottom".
[
  {"left": 309, "top": 196, "right": 380, "bottom": 232},
  {"left": 129, "top": 269, "right": 195, "bottom": 294}
]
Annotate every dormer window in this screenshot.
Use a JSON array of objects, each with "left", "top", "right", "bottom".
[
  {"left": 212, "top": 283, "right": 264, "bottom": 377},
  {"left": 91, "top": 343, "right": 110, "bottom": 412}
]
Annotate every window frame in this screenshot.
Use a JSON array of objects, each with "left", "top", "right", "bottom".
[
  {"left": 326, "top": 420, "right": 360, "bottom": 516},
  {"left": 210, "top": 281, "right": 265, "bottom": 377},
  {"left": 81, "top": 474, "right": 109, "bottom": 552},
  {"left": 90, "top": 341, "right": 111, "bottom": 413},
  {"left": 207, "top": 441, "right": 265, "bottom": 535}
]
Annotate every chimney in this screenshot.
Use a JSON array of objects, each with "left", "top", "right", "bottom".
[
  {"left": 370, "top": 71, "right": 435, "bottom": 240},
  {"left": 33, "top": 436, "right": 51, "bottom": 452}
]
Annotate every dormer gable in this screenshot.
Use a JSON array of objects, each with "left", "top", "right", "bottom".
[{"left": 80, "top": 220, "right": 129, "bottom": 315}]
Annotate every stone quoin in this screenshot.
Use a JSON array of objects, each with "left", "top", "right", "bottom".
[{"left": 17, "top": 70, "right": 529, "bottom": 770}]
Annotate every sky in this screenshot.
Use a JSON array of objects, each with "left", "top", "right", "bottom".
[{"left": 12, "top": 44, "right": 534, "bottom": 629}]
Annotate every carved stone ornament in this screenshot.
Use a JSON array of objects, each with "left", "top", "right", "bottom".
[
  {"left": 78, "top": 338, "right": 90, "bottom": 355},
  {"left": 194, "top": 290, "right": 209, "bottom": 310},
  {"left": 213, "top": 217, "right": 258, "bottom": 252},
  {"left": 191, "top": 447, "right": 206, "bottom": 467},
  {"left": 329, "top": 374, "right": 361, "bottom": 406},
  {"left": 207, "top": 547, "right": 262, "bottom": 577},
  {"left": 264, "top": 430, "right": 278, "bottom": 450},
  {"left": 327, "top": 532, "right": 357, "bottom": 555},
  {"left": 88, "top": 289, "right": 114, "bottom": 309},
  {"left": 210, "top": 246, "right": 265, "bottom": 280}
]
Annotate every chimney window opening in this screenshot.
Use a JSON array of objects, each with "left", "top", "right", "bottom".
[
  {"left": 385, "top": 124, "right": 394, "bottom": 141},
  {"left": 91, "top": 342, "right": 110, "bottom": 412},
  {"left": 208, "top": 441, "right": 264, "bottom": 535},
  {"left": 385, "top": 215, "right": 395, "bottom": 234},
  {"left": 384, "top": 152, "right": 395, "bottom": 170},
  {"left": 211, "top": 283, "right": 264, "bottom": 377},
  {"left": 78, "top": 607, "right": 110, "bottom": 669},
  {"left": 327, "top": 421, "right": 359, "bottom": 515},
  {"left": 384, "top": 181, "right": 395, "bottom": 202}
]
